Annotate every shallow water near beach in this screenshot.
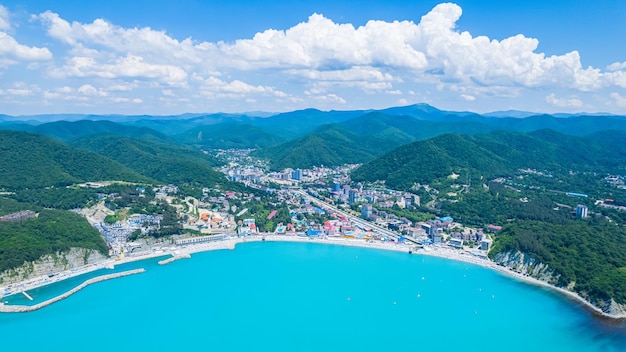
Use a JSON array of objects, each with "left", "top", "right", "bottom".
[{"left": 1, "top": 241, "right": 626, "bottom": 351}]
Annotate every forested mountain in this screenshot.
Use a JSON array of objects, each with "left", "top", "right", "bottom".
[
  {"left": 254, "top": 112, "right": 502, "bottom": 170},
  {"left": 0, "top": 131, "right": 150, "bottom": 189},
  {"left": 3, "top": 120, "right": 170, "bottom": 142},
  {"left": 70, "top": 134, "right": 228, "bottom": 187},
  {"left": 175, "top": 122, "right": 285, "bottom": 149},
  {"left": 253, "top": 124, "right": 378, "bottom": 170},
  {"left": 351, "top": 130, "right": 626, "bottom": 190}
]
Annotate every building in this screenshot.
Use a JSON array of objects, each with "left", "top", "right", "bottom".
[
  {"left": 480, "top": 238, "right": 492, "bottom": 251},
  {"left": 576, "top": 204, "right": 588, "bottom": 219},
  {"left": 291, "top": 169, "right": 302, "bottom": 181},
  {"left": 449, "top": 238, "right": 463, "bottom": 249},
  {"left": 348, "top": 189, "right": 358, "bottom": 204},
  {"left": 361, "top": 204, "right": 372, "bottom": 220}
]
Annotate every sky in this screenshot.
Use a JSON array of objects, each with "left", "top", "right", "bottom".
[{"left": 0, "top": 0, "right": 625, "bottom": 116}]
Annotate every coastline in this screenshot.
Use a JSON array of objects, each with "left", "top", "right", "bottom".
[{"left": 2, "top": 234, "right": 625, "bottom": 321}]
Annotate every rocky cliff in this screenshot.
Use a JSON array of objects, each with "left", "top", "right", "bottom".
[
  {"left": 0, "top": 248, "right": 107, "bottom": 285},
  {"left": 492, "top": 250, "right": 626, "bottom": 318}
]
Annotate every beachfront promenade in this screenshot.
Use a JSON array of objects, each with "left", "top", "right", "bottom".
[{"left": 0, "top": 269, "right": 145, "bottom": 313}]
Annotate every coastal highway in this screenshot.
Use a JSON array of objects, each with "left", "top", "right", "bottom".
[{"left": 292, "top": 189, "right": 420, "bottom": 245}]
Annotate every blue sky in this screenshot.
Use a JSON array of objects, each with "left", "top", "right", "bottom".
[{"left": 0, "top": 0, "right": 625, "bottom": 115}]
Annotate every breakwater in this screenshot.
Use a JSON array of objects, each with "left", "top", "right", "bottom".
[
  {"left": 0, "top": 268, "right": 146, "bottom": 313},
  {"left": 158, "top": 253, "right": 191, "bottom": 265}
]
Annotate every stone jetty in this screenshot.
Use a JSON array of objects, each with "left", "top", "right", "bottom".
[
  {"left": 158, "top": 253, "right": 191, "bottom": 265},
  {"left": 0, "top": 268, "right": 146, "bottom": 313}
]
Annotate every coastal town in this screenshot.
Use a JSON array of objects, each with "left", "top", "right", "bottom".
[{"left": 4, "top": 147, "right": 610, "bottom": 316}]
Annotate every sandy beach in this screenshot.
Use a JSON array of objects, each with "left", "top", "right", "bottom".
[{"left": 2, "top": 234, "right": 625, "bottom": 320}]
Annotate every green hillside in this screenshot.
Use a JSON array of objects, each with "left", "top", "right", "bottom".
[
  {"left": 253, "top": 124, "right": 379, "bottom": 170},
  {"left": 252, "top": 112, "right": 501, "bottom": 170},
  {"left": 351, "top": 130, "right": 626, "bottom": 190},
  {"left": 175, "top": 122, "right": 285, "bottom": 149},
  {"left": 6, "top": 120, "right": 170, "bottom": 142},
  {"left": 0, "top": 130, "right": 150, "bottom": 189},
  {"left": 0, "top": 198, "right": 108, "bottom": 274},
  {"left": 71, "top": 134, "right": 227, "bottom": 187}
]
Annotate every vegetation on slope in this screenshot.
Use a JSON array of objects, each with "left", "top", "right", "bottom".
[
  {"left": 489, "top": 220, "right": 626, "bottom": 304},
  {"left": 352, "top": 130, "right": 626, "bottom": 190},
  {"left": 175, "top": 122, "right": 285, "bottom": 149},
  {"left": 0, "top": 198, "right": 108, "bottom": 273},
  {"left": 70, "top": 134, "right": 227, "bottom": 188},
  {"left": 0, "top": 130, "right": 150, "bottom": 189}
]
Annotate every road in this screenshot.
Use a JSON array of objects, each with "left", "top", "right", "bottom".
[{"left": 293, "top": 189, "right": 420, "bottom": 245}]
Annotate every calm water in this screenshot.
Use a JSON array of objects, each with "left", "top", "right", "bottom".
[{"left": 1, "top": 242, "right": 626, "bottom": 351}]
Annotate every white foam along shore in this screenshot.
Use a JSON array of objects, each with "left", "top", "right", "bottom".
[{"left": 2, "top": 234, "right": 625, "bottom": 320}]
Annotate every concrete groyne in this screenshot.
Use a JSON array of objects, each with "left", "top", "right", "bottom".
[
  {"left": 158, "top": 253, "right": 191, "bottom": 265},
  {"left": 0, "top": 268, "right": 146, "bottom": 313}
]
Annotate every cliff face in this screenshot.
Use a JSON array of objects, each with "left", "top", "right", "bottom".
[
  {"left": 492, "top": 250, "right": 560, "bottom": 284},
  {"left": 0, "top": 248, "right": 107, "bottom": 286},
  {"left": 492, "top": 250, "right": 626, "bottom": 317}
]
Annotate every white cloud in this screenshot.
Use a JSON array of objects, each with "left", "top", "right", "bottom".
[
  {"left": 51, "top": 55, "right": 187, "bottom": 85},
  {"left": 0, "top": 5, "right": 10, "bottom": 31},
  {"left": 0, "top": 3, "right": 619, "bottom": 113},
  {"left": 610, "top": 93, "right": 626, "bottom": 108},
  {"left": 461, "top": 94, "right": 475, "bottom": 101},
  {"left": 311, "top": 93, "right": 346, "bottom": 104},
  {"left": 194, "top": 74, "right": 287, "bottom": 98},
  {"left": 545, "top": 93, "right": 583, "bottom": 108},
  {"left": 112, "top": 97, "right": 143, "bottom": 104},
  {"left": 0, "top": 32, "right": 52, "bottom": 62},
  {"left": 78, "top": 84, "right": 108, "bottom": 97},
  {"left": 607, "top": 62, "right": 626, "bottom": 72}
]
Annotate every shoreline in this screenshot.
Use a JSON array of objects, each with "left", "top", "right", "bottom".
[{"left": 2, "top": 234, "right": 625, "bottom": 321}]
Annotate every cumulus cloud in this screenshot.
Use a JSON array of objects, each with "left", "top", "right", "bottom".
[
  {"left": 545, "top": 93, "right": 583, "bottom": 108},
  {"left": 0, "top": 2, "right": 620, "bottom": 113},
  {"left": 607, "top": 62, "right": 626, "bottom": 72},
  {"left": 194, "top": 74, "right": 287, "bottom": 99},
  {"left": 0, "top": 32, "right": 52, "bottom": 62},
  {"left": 51, "top": 55, "right": 187, "bottom": 85},
  {"left": 35, "top": 3, "right": 624, "bottom": 93},
  {"left": 0, "top": 7, "right": 52, "bottom": 65}
]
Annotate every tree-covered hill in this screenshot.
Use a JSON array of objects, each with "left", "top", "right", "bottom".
[
  {"left": 0, "top": 130, "right": 150, "bottom": 189},
  {"left": 252, "top": 112, "right": 502, "bottom": 170},
  {"left": 253, "top": 124, "right": 377, "bottom": 170},
  {"left": 0, "top": 198, "right": 108, "bottom": 273},
  {"left": 175, "top": 122, "right": 285, "bottom": 149},
  {"left": 4, "top": 120, "right": 170, "bottom": 142},
  {"left": 489, "top": 219, "right": 626, "bottom": 305},
  {"left": 351, "top": 130, "right": 626, "bottom": 190},
  {"left": 70, "top": 134, "right": 228, "bottom": 188}
]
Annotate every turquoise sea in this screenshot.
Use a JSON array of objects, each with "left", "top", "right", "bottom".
[{"left": 1, "top": 242, "right": 626, "bottom": 351}]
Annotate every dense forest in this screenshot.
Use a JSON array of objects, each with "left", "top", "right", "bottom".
[
  {"left": 489, "top": 220, "right": 626, "bottom": 304},
  {"left": 351, "top": 130, "right": 626, "bottom": 190},
  {"left": 0, "top": 198, "right": 108, "bottom": 273},
  {"left": 70, "top": 134, "right": 228, "bottom": 188},
  {"left": 0, "top": 131, "right": 149, "bottom": 189}
]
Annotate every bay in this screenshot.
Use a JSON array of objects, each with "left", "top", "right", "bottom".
[{"left": 1, "top": 241, "right": 625, "bottom": 351}]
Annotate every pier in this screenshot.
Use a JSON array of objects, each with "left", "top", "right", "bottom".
[
  {"left": 0, "top": 269, "right": 146, "bottom": 313},
  {"left": 21, "top": 291, "right": 33, "bottom": 301},
  {"left": 158, "top": 253, "right": 191, "bottom": 265}
]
